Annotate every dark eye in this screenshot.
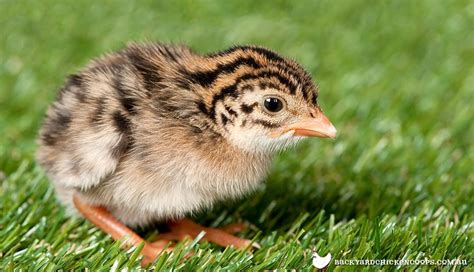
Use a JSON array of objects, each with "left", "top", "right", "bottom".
[{"left": 264, "top": 97, "right": 284, "bottom": 113}]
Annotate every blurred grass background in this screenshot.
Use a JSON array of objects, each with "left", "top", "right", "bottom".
[{"left": 0, "top": 0, "right": 473, "bottom": 270}]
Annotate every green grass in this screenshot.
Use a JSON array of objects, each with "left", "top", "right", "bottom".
[{"left": 1, "top": 0, "right": 473, "bottom": 271}]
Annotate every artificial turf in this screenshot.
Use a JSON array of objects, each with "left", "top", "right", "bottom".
[{"left": 0, "top": 0, "right": 473, "bottom": 271}]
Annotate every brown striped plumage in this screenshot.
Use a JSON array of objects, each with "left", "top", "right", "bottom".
[{"left": 37, "top": 42, "right": 334, "bottom": 228}]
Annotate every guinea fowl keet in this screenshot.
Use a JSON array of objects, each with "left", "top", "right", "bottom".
[{"left": 37, "top": 43, "right": 336, "bottom": 265}]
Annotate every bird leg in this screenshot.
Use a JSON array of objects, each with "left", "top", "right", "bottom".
[
  {"left": 72, "top": 195, "right": 171, "bottom": 265},
  {"left": 73, "top": 195, "right": 256, "bottom": 266},
  {"left": 151, "top": 218, "right": 256, "bottom": 249}
]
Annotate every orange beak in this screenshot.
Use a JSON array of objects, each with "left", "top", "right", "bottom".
[{"left": 286, "top": 108, "right": 337, "bottom": 138}]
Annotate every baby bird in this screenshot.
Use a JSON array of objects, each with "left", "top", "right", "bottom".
[{"left": 37, "top": 43, "right": 336, "bottom": 264}]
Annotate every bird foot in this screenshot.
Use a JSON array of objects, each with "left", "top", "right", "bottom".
[
  {"left": 142, "top": 219, "right": 258, "bottom": 266},
  {"left": 150, "top": 218, "right": 258, "bottom": 249}
]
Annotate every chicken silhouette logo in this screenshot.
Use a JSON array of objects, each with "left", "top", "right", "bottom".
[{"left": 312, "top": 250, "right": 332, "bottom": 269}]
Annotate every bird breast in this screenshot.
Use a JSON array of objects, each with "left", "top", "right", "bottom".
[{"left": 84, "top": 143, "right": 273, "bottom": 226}]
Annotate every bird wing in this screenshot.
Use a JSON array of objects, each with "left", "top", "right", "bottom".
[{"left": 37, "top": 70, "right": 134, "bottom": 190}]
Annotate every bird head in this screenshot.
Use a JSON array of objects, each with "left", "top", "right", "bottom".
[
  {"left": 189, "top": 46, "right": 336, "bottom": 154},
  {"left": 221, "top": 82, "right": 336, "bottom": 153},
  {"left": 168, "top": 46, "right": 336, "bottom": 153}
]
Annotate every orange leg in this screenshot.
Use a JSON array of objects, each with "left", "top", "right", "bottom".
[
  {"left": 73, "top": 195, "right": 257, "bottom": 266},
  {"left": 72, "top": 194, "right": 170, "bottom": 265}
]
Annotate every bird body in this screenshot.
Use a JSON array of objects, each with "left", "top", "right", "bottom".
[{"left": 37, "top": 43, "right": 335, "bottom": 233}]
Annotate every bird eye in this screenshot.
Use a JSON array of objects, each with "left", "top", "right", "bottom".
[{"left": 263, "top": 97, "right": 284, "bottom": 113}]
